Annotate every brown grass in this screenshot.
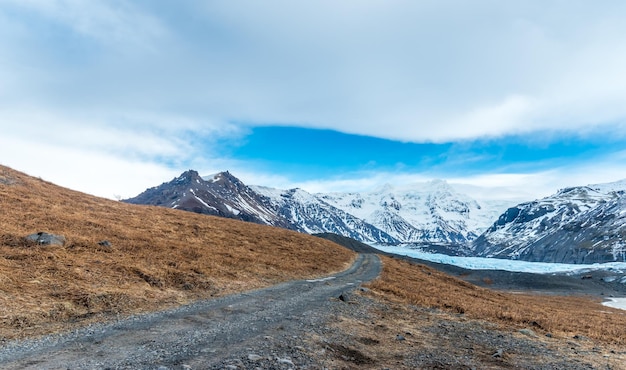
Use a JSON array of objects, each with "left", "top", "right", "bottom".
[
  {"left": 0, "top": 166, "right": 355, "bottom": 340},
  {"left": 367, "top": 256, "right": 626, "bottom": 344}
]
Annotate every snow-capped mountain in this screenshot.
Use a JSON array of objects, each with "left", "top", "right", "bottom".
[
  {"left": 125, "top": 170, "right": 508, "bottom": 246},
  {"left": 126, "top": 171, "right": 626, "bottom": 263},
  {"left": 472, "top": 181, "right": 626, "bottom": 263},
  {"left": 251, "top": 186, "right": 398, "bottom": 244},
  {"left": 123, "top": 170, "right": 296, "bottom": 230},
  {"left": 317, "top": 180, "right": 510, "bottom": 244},
  {"left": 123, "top": 170, "right": 397, "bottom": 243}
]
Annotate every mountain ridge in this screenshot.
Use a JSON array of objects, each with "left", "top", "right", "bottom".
[
  {"left": 473, "top": 183, "right": 626, "bottom": 263},
  {"left": 125, "top": 169, "right": 626, "bottom": 264},
  {"left": 124, "top": 170, "right": 513, "bottom": 246}
]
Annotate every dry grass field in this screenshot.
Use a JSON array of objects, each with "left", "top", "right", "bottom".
[
  {"left": 0, "top": 165, "right": 355, "bottom": 340},
  {"left": 367, "top": 256, "right": 626, "bottom": 345}
]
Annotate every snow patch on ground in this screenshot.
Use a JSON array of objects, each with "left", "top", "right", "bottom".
[
  {"left": 603, "top": 298, "right": 626, "bottom": 311},
  {"left": 225, "top": 204, "right": 240, "bottom": 215}
]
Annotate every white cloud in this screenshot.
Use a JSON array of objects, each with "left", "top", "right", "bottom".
[
  {"left": 0, "top": 106, "right": 243, "bottom": 198},
  {"left": 0, "top": 134, "right": 178, "bottom": 199},
  {"left": 2, "top": 1, "right": 626, "bottom": 198},
  {"left": 4, "top": 0, "right": 626, "bottom": 143},
  {"left": 1, "top": 0, "right": 166, "bottom": 49}
]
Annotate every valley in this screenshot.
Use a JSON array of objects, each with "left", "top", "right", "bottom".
[
  {"left": 2, "top": 165, "right": 626, "bottom": 369},
  {"left": 126, "top": 169, "right": 626, "bottom": 264}
]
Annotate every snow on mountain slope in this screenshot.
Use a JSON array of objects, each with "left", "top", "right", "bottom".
[
  {"left": 124, "top": 171, "right": 626, "bottom": 263},
  {"left": 251, "top": 186, "right": 399, "bottom": 244},
  {"left": 473, "top": 183, "right": 626, "bottom": 263},
  {"left": 126, "top": 170, "right": 515, "bottom": 246},
  {"left": 124, "top": 170, "right": 297, "bottom": 230},
  {"left": 589, "top": 179, "right": 626, "bottom": 193},
  {"left": 318, "top": 180, "right": 512, "bottom": 244}
]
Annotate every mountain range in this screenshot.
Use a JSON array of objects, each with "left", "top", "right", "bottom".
[
  {"left": 124, "top": 170, "right": 509, "bottom": 246},
  {"left": 472, "top": 181, "right": 626, "bottom": 263},
  {"left": 124, "top": 170, "right": 626, "bottom": 264}
]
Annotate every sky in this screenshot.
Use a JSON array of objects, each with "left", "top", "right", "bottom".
[{"left": 1, "top": 0, "right": 626, "bottom": 201}]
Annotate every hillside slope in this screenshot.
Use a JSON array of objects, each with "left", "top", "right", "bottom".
[{"left": 0, "top": 165, "right": 354, "bottom": 340}]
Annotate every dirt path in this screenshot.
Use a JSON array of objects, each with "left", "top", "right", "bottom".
[{"left": 0, "top": 254, "right": 381, "bottom": 369}]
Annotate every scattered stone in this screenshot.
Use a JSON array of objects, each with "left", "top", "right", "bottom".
[
  {"left": 0, "top": 176, "right": 17, "bottom": 185},
  {"left": 359, "top": 287, "right": 370, "bottom": 293},
  {"left": 492, "top": 349, "right": 504, "bottom": 358},
  {"left": 276, "top": 357, "right": 294, "bottom": 366},
  {"left": 581, "top": 274, "right": 593, "bottom": 280},
  {"left": 519, "top": 328, "right": 538, "bottom": 338},
  {"left": 25, "top": 232, "right": 66, "bottom": 246},
  {"left": 545, "top": 333, "right": 553, "bottom": 338},
  {"left": 568, "top": 341, "right": 581, "bottom": 349},
  {"left": 338, "top": 292, "right": 349, "bottom": 302},
  {"left": 98, "top": 240, "right": 112, "bottom": 247},
  {"left": 396, "top": 334, "right": 406, "bottom": 341},
  {"left": 248, "top": 354, "right": 263, "bottom": 361}
]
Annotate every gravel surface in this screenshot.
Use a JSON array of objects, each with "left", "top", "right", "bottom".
[{"left": 0, "top": 254, "right": 381, "bottom": 369}]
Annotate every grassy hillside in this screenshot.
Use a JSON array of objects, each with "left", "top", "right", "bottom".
[
  {"left": 368, "top": 256, "right": 626, "bottom": 345},
  {"left": 0, "top": 165, "right": 355, "bottom": 340}
]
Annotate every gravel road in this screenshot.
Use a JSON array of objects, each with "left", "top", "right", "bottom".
[{"left": 0, "top": 253, "right": 381, "bottom": 369}]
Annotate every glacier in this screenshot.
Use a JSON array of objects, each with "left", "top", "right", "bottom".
[{"left": 373, "top": 244, "right": 626, "bottom": 274}]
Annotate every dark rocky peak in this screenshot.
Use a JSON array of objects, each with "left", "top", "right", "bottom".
[
  {"left": 281, "top": 188, "right": 302, "bottom": 198},
  {"left": 554, "top": 186, "right": 599, "bottom": 199},
  {"left": 207, "top": 171, "right": 233, "bottom": 182},
  {"left": 205, "top": 171, "right": 250, "bottom": 196},
  {"left": 174, "top": 170, "right": 203, "bottom": 186}
]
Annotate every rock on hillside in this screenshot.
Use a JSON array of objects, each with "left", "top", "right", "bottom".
[{"left": 472, "top": 182, "right": 626, "bottom": 263}]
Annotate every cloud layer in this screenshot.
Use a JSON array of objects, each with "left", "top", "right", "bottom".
[{"left": 2, "top": 1, "right": 626, "bottom": 197}]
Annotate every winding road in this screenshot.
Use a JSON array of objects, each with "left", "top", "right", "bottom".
[{"left": 0, "top": 253, "right": 381, "bottom": 369}]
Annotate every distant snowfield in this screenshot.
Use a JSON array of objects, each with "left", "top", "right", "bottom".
[{"left": 372, "top": 245, "right": 626, "bottom": 274}]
